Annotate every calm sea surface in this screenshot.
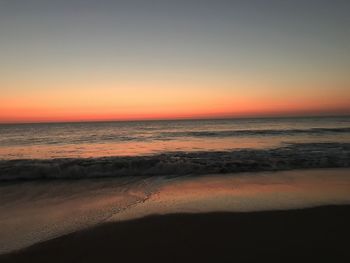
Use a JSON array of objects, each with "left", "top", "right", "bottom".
[{"left": 0, "top": 116, "right": 349, "bottom": 160}]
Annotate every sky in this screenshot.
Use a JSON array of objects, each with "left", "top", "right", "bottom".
[{"left": 0, "top": 0, "right": 349, "bottom": 123}]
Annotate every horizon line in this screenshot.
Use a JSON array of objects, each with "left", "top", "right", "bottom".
[{"left": 1, "top": 112, "right": 349, "bottom": 125}]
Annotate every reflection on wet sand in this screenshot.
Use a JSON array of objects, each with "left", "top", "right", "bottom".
[
  {"left": 0, "top": 168, "right": 349, "bottom": 254},
  {"left": 111, "top": 168, "right": 350, "bottom": 220}
]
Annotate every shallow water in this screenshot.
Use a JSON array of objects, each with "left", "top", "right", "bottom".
[
  {"left": 110, "top": 169, "right": 350, "bottom": 219},
  {"left": 0, "top": 169, "right": 349, "bottom": 254},
  {"left": 0, "top": 176, "right": 163, "bottom": 254}
]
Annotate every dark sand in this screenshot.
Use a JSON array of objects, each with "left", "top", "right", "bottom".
[{"left": 1, "top": 205, "right": 349, "bottom": 263}]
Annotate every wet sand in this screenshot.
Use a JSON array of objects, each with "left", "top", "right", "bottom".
[
  {"left": 1, "top": 169, "right": 350, "bottom": 254},
  {"left": 1, "top": 205, "right": 349, "bottom": 263}
]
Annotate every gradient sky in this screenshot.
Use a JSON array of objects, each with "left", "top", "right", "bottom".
[{"left": 0, "top": 0, "right": 349, "bottom": 122}]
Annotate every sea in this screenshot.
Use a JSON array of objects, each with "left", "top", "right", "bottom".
[
  {"left": 0, "top": 116, "right": 349, "bottom": 180},
  {"left": 0, "top": 116, "right": 350, "bottom": 253}
]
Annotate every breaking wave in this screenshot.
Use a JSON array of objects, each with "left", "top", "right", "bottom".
[{"left": 0, "top": 143, "right": 349, "bottom": 182}]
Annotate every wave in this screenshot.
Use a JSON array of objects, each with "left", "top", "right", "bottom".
[
  {"left": 162, "top": 127, "right": 350, "bottom": 138},
  {"left": 0, "top": 143, "right": 349, "bottom": 182},
  {"left": 1, "top": 127, "right": 349, "bottom": 147}
]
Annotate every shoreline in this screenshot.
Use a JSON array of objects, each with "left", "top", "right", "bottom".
[
  {"left": 1, "top": 168, "right": 350, "bottom": 255},
  {"left": 1, "top": 205, "right": 349, "bottom": 262}
]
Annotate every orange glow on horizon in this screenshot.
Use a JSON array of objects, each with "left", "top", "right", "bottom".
[
  {"left": 1, "top": 99, "right": 349, "bottom": 123},
  {"left": 1, "top": 81, "right": 349, "bottom": 123}
]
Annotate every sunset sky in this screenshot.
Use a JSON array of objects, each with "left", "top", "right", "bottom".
[{"left": 0, "top": 0, "right": 349, "bottom": 123}]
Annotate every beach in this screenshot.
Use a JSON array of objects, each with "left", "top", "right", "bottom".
[
  {"left": 0, "top": 168, "right": 350, "bottom": 262},
  {"left": 1, "top": 0, "right": 350, "bottom": 261},
  {"left": 1, "top": 205, "right": 349, "bottom": 263},
  {"left": 0, "top": 118, "right": 349, "bottom": 261}
]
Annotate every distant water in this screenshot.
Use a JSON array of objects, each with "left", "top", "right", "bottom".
[{"left": 0, "top": 116, "right": 349, "bottom": 180}]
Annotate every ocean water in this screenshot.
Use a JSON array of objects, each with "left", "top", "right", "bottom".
[
  {"left": 0, "top": 116, "right": 350, "bottom": 253},
  {"left": 0, "top": 116, "right": 349, "bottom": 181},
  {"left": 0, "top": 116, "right": 349, "bottom": 160}
]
